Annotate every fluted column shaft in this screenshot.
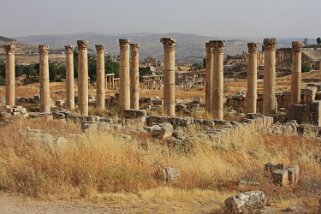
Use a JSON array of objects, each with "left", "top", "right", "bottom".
[
  {"left": 77, "top": 40, "right": 89, "bottom": 116},
  {"left": 65, "top": 45, "right": 75, "bottom": 110},
  {"left": 161, "top": 38, "right": 176, "bottom": 116},
  {"left": 211, "top": 40, "right": 225, "bottom": 120},
  {"left": 4, "top": 44, "right": 15, "bottom": 107},
  {"left": 247, "top": 43, "right": 258, "bottom": 113},
  {"left": 39, "top": 45, "right": 50, "bottom": 113},
  {"left": 119, "top": 39, "right": 130, "bottom": 114},
  {"left": 96, "top": 44, "right": 105, "bottom": 110},
  {"left": 130, "top": 43, "right": 140, "bottom": 110},
  {"left": 205, "top": 42, "right": 213, "bottom": 114},
  {"left": 263, "top": 38, "right": 277, "bottom": 114},
  {"left": 291, "top": 41, "right": 303, "bottom": 104}
]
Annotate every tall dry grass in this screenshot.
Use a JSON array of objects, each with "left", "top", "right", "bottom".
[{"left": 0, "top": 118, "right": 320, "bottom": 209}]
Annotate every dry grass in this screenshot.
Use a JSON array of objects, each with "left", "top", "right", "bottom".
[{"left": 0, "top": 118, "right": 320, "bottom": 211}]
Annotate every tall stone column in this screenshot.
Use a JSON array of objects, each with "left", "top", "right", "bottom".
[
  {"left": 65, "top": 45, "right": 75, "bottom": 110},
  {"left": 247, "top": 42, "right": 258, "bottom": 113},
  {"left": 77, "top": 40, "right": 89, "bottom": 116},
  {"left": 160, "top": 38, "right": 176, "bottom": 116},
  {"left": 130, "top": 43, "right": 140, "bottom": 110},
  {"left": 4, "top": 44, "right": 15, "bottom": 107},
  {"left": 95, "top": 44, "right": 105, "bottom": 110},
  {"left": 291, "top": 41, "right": 303, "bottom": 104},
  {"left": 205, "top": 42, "right": 213, "bottom": 114},
  {"left": 39, "top": 45, "right": 50, "bottom": 113},
  {"left": 263, "top": 38, "right": 277, "bottom": 114},
  {"left": 211, "top": 40, "right": 225, "bottom": 120},
  {"left": 119, "top": 39, "right": 130, "bottom": 114}
]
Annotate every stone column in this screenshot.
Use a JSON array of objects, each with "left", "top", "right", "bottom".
[
  {"left": 4, "top": 44, "right": 15, "bottom": 107},
  {"left": 39, "top": 45, "right": 50, "bottom": 113},
  {"left": 263, "top": 38, "right": 277, "bottom": 114},
  {"left": 160, "top": 38, "right": 176, "bottom": 116},
  {"left": 205, "top": 42, "right": 213, "bottom": 114},
  {"left": 77, "top": 40, "right": 89, "bottom": 116},
  {"left": 65, "top": 45, "right": 75, "bottom": 110},
  {"left": 247, "top": 42, "right": 258, "bottom": 113},
  {"left": 130, "top": 43, "right": 140, "bottom": 110},
  {"left": 95, "top": 44, "right": 105, "bottom": 110},
  {"left": 291, "top": 41, "right": 303, "bottom": 104},
  {"left": 211, "top": 40, "right": 225, "bottom": 120},
  {"left": 119, "top": 39, "right": 130, "bottom": 114}
]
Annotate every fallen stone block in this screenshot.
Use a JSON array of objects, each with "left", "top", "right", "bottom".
[
  {"left": 154, "top": 167, "right": 180, "bottom": 183},
  {"left": 272, "top": 169, "right": 288, "bottom": 186},
  {"left": 224, "top": 191, "right": 266, "bottom": 214},
  {"left": 287, "top": 165, "right": 299, "bottom": 184}
]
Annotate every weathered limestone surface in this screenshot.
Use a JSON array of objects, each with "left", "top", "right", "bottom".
[
  {"left": 211, "top": 40, "right": 225, "bottom": 119},
  {"left": 247, "top": 42, "right": 258, "bottom": 113},
  {"left": 263, "top": 38, "right": 277, "bottom": 114},
  {"left": 205, "top": 42, "right": 213, "bottom": 114},
  {"left": 95, "top": 44, "right": 105, "bottom": 110},
  {"left": 77, "top": 40, "right": 89, "bottom": 116},
  {"left": 39, "top": 45, "right": 50, "bottom": 113},
  {"left": 65, "top": 45, "right": 75, "bottom": 110},
  {"left": 119, "top": 39, "right": 130, "bottom": 114},
  {"left": 4, "top": 44, "right": 15, "bottom": 107},
  {"left": 161, "top": 38, "right": 176, "bottom": 116},
  {"left": 130, "top": 43, "right": 140, "bottom": 110},
  {"left": 291, "top": 41, "right": 303, "bottom": 104}
]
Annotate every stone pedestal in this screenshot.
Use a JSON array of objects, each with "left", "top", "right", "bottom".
[
  {"left": 119, "top": 39, "right": 130, "bottom": 114},
  {"left": 263, "top": 38, "right": 277, "bottom": 114},
  {"left": 39, "top": 45, "right": 50, "bottom": 113},
  {"left": 247, "top": 42, "right": 258, "bottom": 113},
  {"left": 130, "top": 43, "right": 140, "bottom": 110},
  {"left": 65, "top": 45, "right": 75, "bottom": 110},
  {"left": 95, "top": 44, "right": 105, "bottom": 110},
  {"left": 4, "top": 44, "right": 15, "bottom": 107},
  {"left": 77, "top": 40, "right": 89, "bottom": 116},
  {"left": 160, "top": 38, "right": 176, "bottom": 116},
  {"left": 291, "top": 41, "right": 303, "bottom": 104},
  {"left": 205, "top": 42, "right": 213, "bottom": 114},
  {"left": 211, "top": 40, "right": 225, "bottom": 120}
]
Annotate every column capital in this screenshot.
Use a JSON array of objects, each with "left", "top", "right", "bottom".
[
  {"left": 247, "top": 42, "right": 258, "bottom": 53},
  {"left": 160, "top": 38, "right": 176, "bottom": 48},
  {"left": 205, "top": 42, "right": 213, "bottom": 53},
  {"left": 130, "top": 43, "right": 140, "bottom": 50},
  {"left": 64, "top": 45, "right": 74, "bottom": 54},
  {"left": 263, "top": 38, "right": 277, "bottom": 51},
  {"left": 3, "top": 44, "right": 15, "bottom": 55},
  {"left": 77, "top": 40, "right": 89, "bottom": 50},
  {"left": 95, "top": 44, "right": 105, "bottom": 53},
  {"left": 119, "top": 39, "right": 130, "bottom": 47},
  {"left": 209, "top": 40, "right": 225, "bottom": 53},
  {"left": 39, "top": 45, "right": 49, "bottom": 54},
  {"left": 292, "top": 41, "right": 303, "bottom": 52}
]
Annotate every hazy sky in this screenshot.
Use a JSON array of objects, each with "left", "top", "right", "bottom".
[{"left": 0, "top": 0, "right": 320, "bottom": 38}]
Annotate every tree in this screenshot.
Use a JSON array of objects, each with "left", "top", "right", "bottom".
[
  {"left": 302, "top": 63, "right": 311, "bottom": 73},
  {"left": 303, "top": 38, "right": 308, "bottom": 47},
  {"left": 317, "top": 37, "right": 321, "bottom": 45}
]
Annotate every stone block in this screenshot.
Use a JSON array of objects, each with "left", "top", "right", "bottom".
[
  {"left": 287, "top": 165, "right": 299, "bottom": 184},
  {"left": 272, "top": 169, "right": 288, "bottom": 186}
]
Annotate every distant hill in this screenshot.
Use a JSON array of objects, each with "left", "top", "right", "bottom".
[
  {"left": 14, "top": 33, "right": 315, "bottom": 63},
  {"left": 0, "top": 36, "right": 15, "bottom": 42}
]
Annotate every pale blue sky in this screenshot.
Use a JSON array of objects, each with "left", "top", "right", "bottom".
[{"left": 0, "top": 0, "right": 319, "bottom": 38}]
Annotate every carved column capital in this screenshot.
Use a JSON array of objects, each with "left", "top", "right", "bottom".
[
  {"left": 160, "top": 38, "right": 176, "bottom": 48},
  {"left": 263, "top": 38, "right": 277, "bottom": 51},
  {"left": 64, "top": 45, "right": 74, "bottom": 54},
  {"left": 95, "top": 44, "right": 105, "bottom": 54},
  {"left": 292, "top": 41, "right": 303, "bottom": 52},
  {"left": 130, "top": 43, "right": 140, "bottom": 51},
  {"left": 3, "top": 44, "right": 15, "bottom": 55},
  {"left": 247, "top": 42, "right": 258, "bottom": 53},
  {"left": 205, "top": 42, "right": 213, "bottom": 53},
  {"left": 209, "top": 40, "right": 225, "bottom": 53},
  {"left": 77, "top": 40, "right": 89, "bottom": 50},
  {"left": 39, "top": 45, "right": 49, "bottom": 54}
]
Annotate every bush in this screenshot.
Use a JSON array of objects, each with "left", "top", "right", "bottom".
[{"left": 302, "top": 64, "right": 311, "bottom": 73}]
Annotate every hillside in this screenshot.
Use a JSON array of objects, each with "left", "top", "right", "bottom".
[{"left": 0, "top": 36, "right": 15, "bottom": 42}]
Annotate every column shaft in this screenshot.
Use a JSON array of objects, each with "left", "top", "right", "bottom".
[
  {"left": 205, "top": 42, "right": 213, "bottom": 114},
  {"left": 247, "top": 43, "right": 258, "bottom": 113},
  {"left": 96, "top": 44, "right": 105, "bottom": 110},
  {"left": 39, "top": 45, "right": 50, "bottom": 113},
  {"left": 4, "top": 44, "right": 15, "bottom": 107},
  {"left": 65, "top": 45, "right": 75, "bottom": 110},
  {"left": 161, "top": 38, "right": 176, "bottom": 116},
  {"left": 130, "top": 44, "right": 140, "bottom": 110},
  {"left": 77, "top": 40, "right": 89, "bottom": 116},
  {"left": 119, "top": 39, "right": 130, "bottom": 114},
  {"left": 291, "top": 41, "right": 303, "bottom": 104},
  {"left": 263, "top": 38, "right": 277, "bottom": 114}
]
